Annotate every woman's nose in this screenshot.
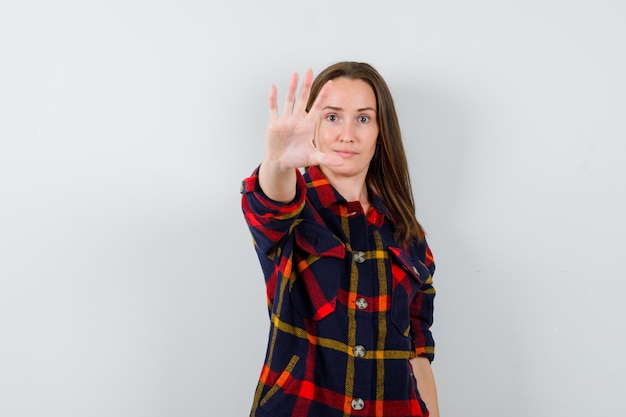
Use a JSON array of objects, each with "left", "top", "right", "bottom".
[{"left": 339, "top": 124, "right": 355, "bottom": 142}]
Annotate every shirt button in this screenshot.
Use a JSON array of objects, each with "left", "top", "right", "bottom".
[
  {"left": 354, "top": 345, "right": 366, "bottom": 358},
  {"left": 412, "top": 265, "right": 420, "bottom": 276},
  {"left": 351, "top": 398, "right": 365, "bottom": 411},
  {"left": 355, "top": 297, "right": 368, "bottom": 310},
  {"left": 354, "top": 251, "right": 366, "bottom": 263}
]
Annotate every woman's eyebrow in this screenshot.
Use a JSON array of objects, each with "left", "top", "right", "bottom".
[{"left": 322, "top": 105, "right": 376, "bottom": 112}]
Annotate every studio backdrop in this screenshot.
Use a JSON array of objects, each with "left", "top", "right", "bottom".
[{"left": 1, "top": 1, "right": 624, "bottom": 416}]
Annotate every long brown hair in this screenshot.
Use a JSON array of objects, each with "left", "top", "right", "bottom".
[{"left": 307, "top": 61, "right": 424, "bottom": 246}]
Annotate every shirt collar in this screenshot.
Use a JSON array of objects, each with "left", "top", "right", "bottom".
[{"left": 303, "top": 166, "right": 395, "bottom": 225}]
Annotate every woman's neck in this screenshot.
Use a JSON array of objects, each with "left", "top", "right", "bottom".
[{"left": 325, "top": 171, "right": 371, "bottom": 212}]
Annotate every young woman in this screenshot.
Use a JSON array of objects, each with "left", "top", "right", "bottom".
[{"left": 241, "top": 62, "right": 439, "bottom": 417}]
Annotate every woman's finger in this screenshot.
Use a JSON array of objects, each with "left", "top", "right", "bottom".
[
  {"left": 307, "top": 79, "right": 333, "bottom": 118},
  {"left": 295, "top": 69, "right": 314, "bottom": 114},
  {"left": 268, "top": 84, "right": 278, "bottom": 119},
  {"left": 282, "top": 72, "right": 299, "bottom": 115},
  {"left": 307, "top": 149, "right": 345, "bottom": 168}
]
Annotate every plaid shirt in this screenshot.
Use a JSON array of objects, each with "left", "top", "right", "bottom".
[{"left": 241, "top": 166, "right": 436, "bottom": 417}]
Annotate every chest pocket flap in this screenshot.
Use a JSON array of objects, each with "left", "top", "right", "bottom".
[
  {"left": 388, "top": 246, "right": 428, "bottom": 336},
  {"left": 388, "top": 246, "right": 425, "bottom": 288},
  {"left": 290, "top": 221, "right": 346, "bottom": 321}
]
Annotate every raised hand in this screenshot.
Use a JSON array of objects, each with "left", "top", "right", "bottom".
[
  {"left": 259, "top": 69, "right": 343, "bottom": 202},
  {"left": 265, "top": 69, "right": 343, "bottom": 170}
]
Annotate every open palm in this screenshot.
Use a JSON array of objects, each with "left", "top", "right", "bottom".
[{"left": 265, "top": 70, "right": 343, "bottom": 170}]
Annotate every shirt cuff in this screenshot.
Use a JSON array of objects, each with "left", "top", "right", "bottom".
[{"left": 241, "top": 166, "right": 307, "bottom": 220}]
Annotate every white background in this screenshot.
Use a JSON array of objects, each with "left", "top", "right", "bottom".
[{"left": 1, "top": 1, "right": 624, "bottom": 416}]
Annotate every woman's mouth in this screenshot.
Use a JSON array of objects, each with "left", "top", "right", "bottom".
[{"left": 335, "top": 149, "right": 357, "bottom": 158}]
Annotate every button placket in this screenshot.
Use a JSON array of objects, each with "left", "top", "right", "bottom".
[{"left": 350, "top": 241, "right": 369, "bottom": 414}]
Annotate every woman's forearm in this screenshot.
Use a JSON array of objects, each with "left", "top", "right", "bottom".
[{"left": 410, "top": 356, "right": 440, "bottom": 417}]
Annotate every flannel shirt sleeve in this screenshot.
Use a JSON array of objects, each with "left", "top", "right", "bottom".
[
  {"left": 409, "top": 239, "right": 436, "bottom": 362},
  {"left": 241, "top": 166, "right": 307, "bottom": 260}
]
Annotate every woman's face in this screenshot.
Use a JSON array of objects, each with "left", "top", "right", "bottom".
[{"left": 316, "top": 77, "right": 379, "bottom": 181}]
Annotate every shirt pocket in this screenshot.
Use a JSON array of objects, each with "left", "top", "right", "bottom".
[
  {"left": 289, "top": 221, "right": 346, "bottom": 321},
  {"left": 257, "top": 354, "right": 300, "bottom": 413},
  {"left": 388, "top": 246, "right": 426, "bottom": 336}
]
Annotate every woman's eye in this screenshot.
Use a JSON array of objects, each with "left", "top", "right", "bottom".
[
  {"left": 326, "top": 114, "right": 338, "bottom": 122},
  {"left": 359, "top": 115, "right": 370, "bottom": 123}
]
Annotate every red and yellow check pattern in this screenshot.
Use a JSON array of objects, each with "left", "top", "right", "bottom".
[{"left": 242, "top": 166, "right": 436, "bottom": 417}]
